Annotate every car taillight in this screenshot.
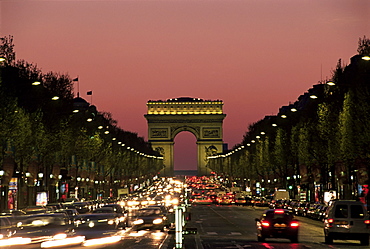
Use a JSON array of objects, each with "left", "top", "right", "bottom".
[
  {"left": 274, "top": 209, "right": 285, "bottom": 214},
  {"left": 261, "top": 221, "right": 270, "bottom": 227},
  {"left": 364, "top": 220, "right": 370, "bottom": 224},
  {"left": 290, "top": 221, "right": 299, "bottom": 227},
  {"left": 327, "top": 218, "right": 334, "bottom": 223}
]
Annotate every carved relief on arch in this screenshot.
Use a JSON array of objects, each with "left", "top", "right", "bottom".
[
  {"left": 155, "top": 147, "right": 165, "bottom": 156},
  {"left": 171, "top": 125, "right": 200, "bottom": 139}
]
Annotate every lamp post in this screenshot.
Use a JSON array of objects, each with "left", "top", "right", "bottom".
[{"left": 0, "top": 170, "right": 5, "bottom": 211}]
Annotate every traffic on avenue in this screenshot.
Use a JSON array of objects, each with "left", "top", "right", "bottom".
[{"left": 1, "top": 176, "right": 370, "bottom": 249}]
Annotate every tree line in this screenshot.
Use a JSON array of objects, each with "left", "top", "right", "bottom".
[
  {"left": 0, "top": 36, "right": 163, "bottom": 203},
  {"left": 208, "top": 36, "right": 370, "bottom": 201}
]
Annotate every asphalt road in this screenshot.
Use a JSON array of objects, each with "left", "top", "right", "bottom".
[
  {"left": 165, "top": 204, "right": 370, "bottom": 249},
  {"left": 4, "top": 205, "right": 370, "bottom": 249}
]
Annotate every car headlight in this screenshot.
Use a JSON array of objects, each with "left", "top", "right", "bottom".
[
  {"left": 32, "top": 219, "right": 49, "bottom": 226},
  {"left": 153, "top": 218, "right": 163, "bottom": 224},
  {"left": 88, "top": 221, "right": 95, "bottom": 228},
  {"left": 133, "top": 219, "right": 144, "bottom": 225},
  {"left": 108, "top": 219, "right": 115, "bottom": 225},
  {"left": 53, "top": 233, "right": 67, "bottom": 240}
]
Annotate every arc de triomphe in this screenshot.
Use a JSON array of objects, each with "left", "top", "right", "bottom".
[{"left": 144, "top": 97, "right": 226, "bottom": 176}]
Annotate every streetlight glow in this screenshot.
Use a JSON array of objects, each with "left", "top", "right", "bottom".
[
  {"left": 326, "top": 81, "right": 336, "bottom": 86},
  {"left": 362, "top": 55, "right": 370, "bottom": 61},
  {"left": 51, "top": 96, "right": 59, "bottom": 100}
]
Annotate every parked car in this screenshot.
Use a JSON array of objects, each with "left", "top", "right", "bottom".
[
  {"left": 324, "top": 200, "right": 370, "bottom": 245},
  {"left": 255, "top": 209, "right": 299, "bottom": 242},
  {"left": 294, "top": 202, "right": 310, "bottom": 216},
  {"left": 312, "top": 204, "right": 328, "bottom": 221},
  {"left": 306, "top": 203, "right": 321, "bottom": 219}
]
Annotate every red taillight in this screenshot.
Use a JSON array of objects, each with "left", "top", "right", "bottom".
[
  {"left": 290, "top": 221, "right": 299, "bottom": 227},
  {"left": 261, "top": 221, "right": 270, "bottom": 227},
  {"left": 327, "top": 218, "right": 334, "bottom": 223},
  {"left": 364, "top": 220, "right": 370, "bottom": 224},
  {"left": 274, "top": 209, "right": 285, "bottom": 214}
]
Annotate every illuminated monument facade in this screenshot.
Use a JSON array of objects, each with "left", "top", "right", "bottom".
[{"left": 145, "top": 97, "right": 226, "bottom": 176}]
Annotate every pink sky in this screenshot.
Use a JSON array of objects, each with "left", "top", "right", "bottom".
[{"left": 1, "top": 0, "right": 369, "bottom": 170}]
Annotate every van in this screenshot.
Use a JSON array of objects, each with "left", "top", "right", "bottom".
[
  {"left": 323, "top": 200, "right": 370, "bottom": 245},
  {"left": 273, "top": 189, "right": 290, "bottom": 201}
]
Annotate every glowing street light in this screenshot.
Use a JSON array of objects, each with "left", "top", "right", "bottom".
[
  {"left": 51, "top": 96, "right": 59, "bottom": 100},
  {"left": 326, "top": 81, "right": 335, "bottom": 86},
  {"left": 362, "top": 55, "right": 370, "bottom": 61}
]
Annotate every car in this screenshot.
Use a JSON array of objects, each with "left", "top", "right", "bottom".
[
  {"left": 54, "top": 208, "right": 80, "bottom": 223},
  {"left": 16, "top": 213, "right": 75, "bottom": 243},
  {"left": 0, "top": 216, "right": 17, "bottom": 240},
  {"left": 192, "top": 196, "right": 213, "bottom": 205},
  {"left": 235, "top": 197, "right": 247, "bottom": 206},
  {"left": 73, "top": 202, "right": 91, "bottom": 213},
  {"left": 131, "top": 207, "right": 168, "bottom": 232},
  {"left": 217, "top": 195, "right": 234, "bottom": 205},
  {"left": 92, "top": 207, "right": 128, "bottom": 227},
  {"left": 306, "top": 203, "right": 321, "bottom": 219},
  {"left": 102, "top": 204, "right": 126, "bottom": 213},
  {"left": 255, "top": 209, "right": 299, "bottom": 242},
  {"left": 75, "top": 213, "right": 123, "bottom": 230},
  {"left": 323, "top": 200, "right": 370, "bottom": 245},
  {"left": 22, "top": 206, "right": 49, "bottom": 214}
]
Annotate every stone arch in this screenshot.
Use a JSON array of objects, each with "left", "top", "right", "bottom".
[
  {"left": 144, "top": 97, "right": 226, "bottom": 176},
  {"left": 172, "top": 125, "right": 200, "bottom": 140}
]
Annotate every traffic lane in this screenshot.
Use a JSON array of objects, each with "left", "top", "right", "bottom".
[
  {"left": 186, "top": 204, "right": 370, "bottom": 249},
  {"left": 1, "top": 228, "right": 168, "bottom": 249}
]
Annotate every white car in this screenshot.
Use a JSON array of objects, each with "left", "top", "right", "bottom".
[{"left": 324, "top": 200, "right": 370, "bottom": 245}]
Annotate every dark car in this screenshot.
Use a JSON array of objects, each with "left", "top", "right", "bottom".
[
  {"left": 16, "top": 213, "right": 75, "bottom": 243},
  {"left": 74, "top": 212, "right": 124, "bottom": 239},
  {"left": 22, "top": 206, "right": 49, "bottom": 215},
  {"left": 0, "top": 216, "right": 17, "bottom": 240},
  {"left": 255, "top": 209, "right": 299, "bottom": 242},
  {"left": 73, "top": 202, "right": 91, "bottom": 214},
  {"left": 102, "top": 204, "right": 127, "bottom": 215},
  {"left": 54, "top": 208, "right": 80, "bottom": 223},
  {"left": 132, "top": 207, "right": 168, "bottom": 232}
]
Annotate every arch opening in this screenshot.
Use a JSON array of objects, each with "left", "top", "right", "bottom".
[{"left": 174, "top": 131, "right": 197, "bottom": 171}]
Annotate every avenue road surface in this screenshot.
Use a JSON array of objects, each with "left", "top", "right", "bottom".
[{"left": 6, "top": 205, "right": 370, "bottom": 249}]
